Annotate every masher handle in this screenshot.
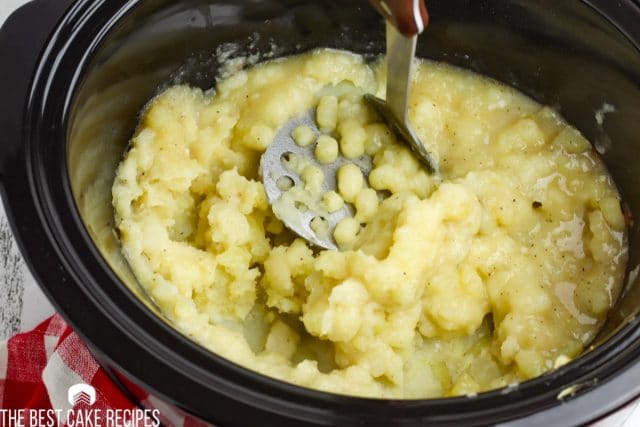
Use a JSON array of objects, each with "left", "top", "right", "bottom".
[{"left": 368, "top": 0, "right": 429, "bottom": 36}]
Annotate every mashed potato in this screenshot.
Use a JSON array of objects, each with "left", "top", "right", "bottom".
[{"left": 112, "top": 49, "right": 628, "bottom": 398}]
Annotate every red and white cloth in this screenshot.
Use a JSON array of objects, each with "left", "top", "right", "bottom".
[{"left": 0, "top": 314, "right": 207, "bottom": 427}]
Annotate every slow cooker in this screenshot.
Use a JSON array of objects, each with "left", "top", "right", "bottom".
[{"left": 2, "top": 0, "right": 640, "bottom": 425}]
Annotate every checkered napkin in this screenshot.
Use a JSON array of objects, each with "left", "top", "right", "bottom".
[{"left": 0, "top": 314, "right": 207, "bottom": 427}]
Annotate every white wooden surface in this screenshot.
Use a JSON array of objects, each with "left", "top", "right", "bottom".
[
  {"left": 0, "top": 208, "right": 55, "bottom": 340},
  {"left": 0, "top": 1, "right": 638, "bottom": 425}
]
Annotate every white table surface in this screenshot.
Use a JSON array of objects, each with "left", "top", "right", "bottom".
[{"left": 0, "top": 1, "right": 639, "bottom": 426}]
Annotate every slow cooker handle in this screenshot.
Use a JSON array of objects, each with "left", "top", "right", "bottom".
[
  {"left": 0, "top": 0, "right": 74, "bottom": 181},
  {"left": 368, "top": 0, "right": 429, "bottom": 36}
]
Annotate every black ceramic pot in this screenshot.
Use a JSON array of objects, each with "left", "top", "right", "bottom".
[{"left": 2, "top": 0, "right": 640, "bottom": 425}]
